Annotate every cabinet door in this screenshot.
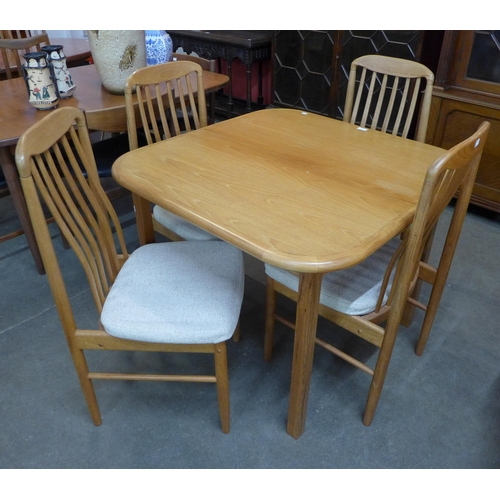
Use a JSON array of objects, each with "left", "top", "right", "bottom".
[
  {"left": 452, "top": 31, "right": 500, "bottom": 95},
  {"left": 433, "top": 98, "right": 500, "bottom": 210}
]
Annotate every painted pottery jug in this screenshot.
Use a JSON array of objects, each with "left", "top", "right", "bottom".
[
  {"left": 88, "top": 30, "right": 147, "bottom": 95},
  {"left": 145, "top": 30, "right": 173, "bottom": 65},
  {"left": 22, "top": 52, "right": 59, "bottom": 110},
  {"left": 41, "top": 45, "right": 76, "bottom": 98}
]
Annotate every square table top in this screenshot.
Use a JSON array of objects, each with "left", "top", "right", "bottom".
[{"left": 112, "top": 108, "right": 446, "bottom": 273}]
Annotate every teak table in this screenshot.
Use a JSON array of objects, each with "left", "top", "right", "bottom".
[
  {"left": 112, "top": 108, "right": 446, "bottom": 439},
  {"left": 0, "top": 63, "right": 229, "bottom": 274}
]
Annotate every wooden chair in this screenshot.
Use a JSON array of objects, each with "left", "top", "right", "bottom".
[
  {"left": 0, "top": 32, "right": 50, "bottom": 79},
  {"left": 172, "top": 53, "right": 217, "bottom": 123},
  {"left": 125, "top": 60, "right": 218, "bottom": 242},
  {"left": 15, "top": 107, "right": 245, "bottom": 433},
  {"left": 1, "top": 30, "right": 47, "bottom": 39},
  {"left": 344, "top": 54, "right": 434, "bottom": 143},
  {"left": 344, "top": 54, "right": 436, "bottom": 325},
  {"left": 264, "top": 121, "right": 490, "bottom": 426}
]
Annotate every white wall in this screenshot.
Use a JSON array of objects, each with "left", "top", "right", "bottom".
[{"left": 46, "top": 30, "right": 87, "bottom": 39}]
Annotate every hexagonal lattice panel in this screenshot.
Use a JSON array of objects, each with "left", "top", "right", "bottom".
[{"left": 273, "top": 31, "right": 335, "bottom": 115}]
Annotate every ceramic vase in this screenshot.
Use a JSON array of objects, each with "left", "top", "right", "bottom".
[
  {"left": 41, "top": 45, "right": 76, "bottom": 98},
  {"left": 88, "top": 30, "right": 147, "bottom": 95},
  {"left": 22, "top": 52, "right": 59, "bottom": 110},
  {"left": 145, "top": 30, "right": 173, "bottom": 65}
]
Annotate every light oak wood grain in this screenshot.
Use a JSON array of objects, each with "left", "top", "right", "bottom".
[{"left": 113, "top": 108, "right": 445, "bottom": 273}]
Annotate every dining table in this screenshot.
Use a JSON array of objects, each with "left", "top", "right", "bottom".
[
  {"left": 0, "top": 63, "right": 229, "bottom": 274},
  {"left": 111, "top": 108, "right": 446, "bottom": 439}
]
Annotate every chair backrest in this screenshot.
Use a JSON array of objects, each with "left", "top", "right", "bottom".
[
  {"left": 172, "top": 52, "right": 217, "bottom": 72},
  {"left": 0, "top": 32, "right": 50, "bottom": 79},
  {"left": 124, "top": 60, "right": 208, "bottom": 150},
  {"left": 1, "top": 30, "right": 47, "bottom": 39},
  {"left": 386, "top": 121, "right": 490, "bottom": 332},
  {"left": 15, "top": 107, "right": 128, "bottom": 316},
  {"left": 343, "top": 55, "right": 434, "bottom": 142}
]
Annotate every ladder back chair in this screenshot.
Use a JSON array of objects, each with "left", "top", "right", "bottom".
[
  {"left": 0, "top": 32, "right": 50, "bottom": 80},
  {"left": 264, "top": 121, "right": 490, "bottom": 426},
  {"left": 125, "top": 60, "right": 219, "bottom": 243},
  {"left": 15, "top": 107, "right": 245, "bottom": 433},
  {"left": 343, "top": 54, "right": 434, "bottom": 143}
]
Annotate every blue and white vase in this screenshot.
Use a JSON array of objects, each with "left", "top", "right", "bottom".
[{"left": 145, "top": 30, "right": 173, "bottom": 66}]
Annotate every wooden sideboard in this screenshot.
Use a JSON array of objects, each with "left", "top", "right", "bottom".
[
  {"left": 168, "top": 30, "right": 272, "bottom": 117},
  {"left": 425, "top": 31, "right": 500, "bottom": 212}
]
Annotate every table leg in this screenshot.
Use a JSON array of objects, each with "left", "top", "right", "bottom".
[
  {"left": 0, "top": 146, "right": 45, "bottom": 275},
  {"left": 246, "top": 61, "right": 252, "bottom": 112},
  {"left": 287, "top": 272, "right": 323, "bottom": 439},
  {"left": 227, "top": 60, "right": 233, "bottom": 118},
  {"left": 257, "top": 60, "right": 264, "bottom": 105},
  {"left": 132, "top": 193, "right": 155, "bottom": 246}
]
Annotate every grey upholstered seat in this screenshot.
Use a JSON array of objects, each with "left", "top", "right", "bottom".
[
  {"left": 265, "top": 237, "right": 401, "bottom": 316},
  {"left": 102, "top": 240, "right": 244, "bottom": 343},
  {"left": 152, "top": 205, "right": 220, "bottom": 241}
]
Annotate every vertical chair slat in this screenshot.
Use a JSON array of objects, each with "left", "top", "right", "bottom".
[
  {"left": 167, "top": 80, "right": 181, "bottom": 136},
  {"left": 372, "top": 73, "right": 388, "bottom": 132},
  {"left": 351, "top": 67, "right": 367, "bottom": 125},
  {"left": 392, "top": 77, "right": 410, "bottom": 137},
  {"left": 178, "top": 76, "right": 192, "bottom": 133},
  {"left": 402, "top": 77, "right": 422, "bottom": 139},
  {"left": 360, "top": 71, "right": 377, "bottom": 128},
  {"left": 382, "top": 76, "right": 399, "bottom": 134}
]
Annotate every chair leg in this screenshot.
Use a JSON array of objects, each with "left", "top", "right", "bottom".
[
  {"left": 363, "top": 320, "right": 400, "bottom": 426},
  {"left": 71, "top": 348, "right": 102, "bottom": 426},
  {"left": 232, "top": 322, "right": 240, "bottom": 342},
  {"left": 264, "top": 276, "right": 277, "bottom": 362},
  {"left": 416, "top": 212, "right": 465, "bottom": 356},
  {"left": 415, "top": 270, "right": 448, "bottom": 356},
  {"left": 401, "top": 225, "right": 436, "bottom": 327},
  {"left": 214, "top": 342, "right": 230, "bottom": 434}
]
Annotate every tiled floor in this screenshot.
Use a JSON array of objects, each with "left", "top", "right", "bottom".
[{"left": 1, "top": 179, "right": 499, "bottom": 469}]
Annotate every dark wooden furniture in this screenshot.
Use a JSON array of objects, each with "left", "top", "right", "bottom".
[
  {"left": 425, "top": 30, "right": 500, "bottom": 212},
  {"left": 272, "top": 31, "right": 443, "bottom": 125},
  {"left": 168, "top": 30, "right": 272, "bottom": 116}
]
